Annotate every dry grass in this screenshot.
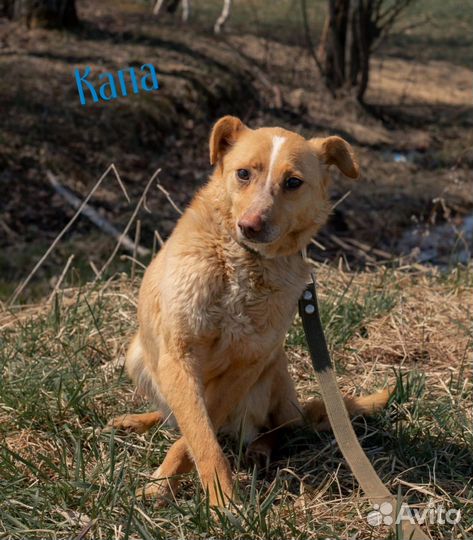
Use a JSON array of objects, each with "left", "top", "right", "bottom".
[
  {"left": 367, "top": 58, "right": 473, "bottom": 108},
  {"left": 0, "top": 2, "right": 472, "bottom": 537},
  {"left": 1, "top": 263, "right": 471, "bottom": 539}
]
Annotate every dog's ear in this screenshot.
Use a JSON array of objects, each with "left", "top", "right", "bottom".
[
  {"left": 309, "top": 136, "right": 360, "bottom": 179},
  {"left": 209, "top": 116, "right": 247, "bottom": 166}
]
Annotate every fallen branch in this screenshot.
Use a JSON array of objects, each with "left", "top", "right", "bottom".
[
  {"left": 342, "top": 237, "right": 394, "bottom": 261},
  {"left": 47, "top": 171, "right": 150, "bottom": 258},
  {"left": 9, "top": 164, "right": 121, "bottom": 305},
  {"left": 310, "top": 238, "right": 326, "bottom": 251},
  {"left": 329, "top": 234, "right": 377, "bottom": 263},
  {"left": 331, "top": 190, "right": 352, "bottom": 211}
]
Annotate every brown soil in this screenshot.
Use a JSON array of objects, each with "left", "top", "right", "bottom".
[{"left": 0, "top": 0, "right": 472, "bottom": 299}]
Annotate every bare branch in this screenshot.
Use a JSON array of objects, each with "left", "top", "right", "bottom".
[
  {"left": 9, "top": 164, "right": 116, "bottom": 306},
  {"left": 156, "top": 182, "right": 183, "bottom": 215},
  {"left": 299, "top": 0, "right": 327, "bottom": 81},
  {"left": 96, "top": 168, "right": 161, "bottom": 281},
  {"left": 47, "top": 171, "right": 150, "bottom": 258}
]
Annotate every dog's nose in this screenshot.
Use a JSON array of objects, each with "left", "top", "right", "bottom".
[{"left": 238, "top": 214, "right": 264, "bottom": 240}]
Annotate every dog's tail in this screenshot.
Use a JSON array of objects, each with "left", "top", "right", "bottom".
[{"left": 303, "top": 386, "right": 393, "bottom": 432}]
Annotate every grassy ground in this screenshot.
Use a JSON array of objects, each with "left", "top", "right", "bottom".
[
  {"left": 1, "top": 264, "right": 471, "bottom": 539},
  {"left": 1, "top": 1, "right": 472, "bottom": 537}
]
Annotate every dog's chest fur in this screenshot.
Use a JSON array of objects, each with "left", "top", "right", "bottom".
[
  {"left": 218, "top": 247, "right": 308, "bottom": 342},
  {"left": 165, "top": 235, "right": 309, "bottom": 375}
]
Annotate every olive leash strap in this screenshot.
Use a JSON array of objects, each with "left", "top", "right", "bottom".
[{"left": 299, "top": 273, "right": 429, "bottom": 540}]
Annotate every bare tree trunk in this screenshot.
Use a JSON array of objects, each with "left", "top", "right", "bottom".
[
  {"left": 321, "top": 0, "right": 350, "bottom": 91},
  {"left": 181, "top": 0, "right": 190, "bottom": 22},
  {"left": 2, "top": 0, "right": 78, "bottom": 28},
  {"left": 349, "top": 0, "right": 375, "bottom": 101},
  {"left": 317, "top": 11, "right": 330, "bottom": 62},
  {"left": 318, "top": 0, "right": 409, "bottom": 102},
  {"left": 355, "top": 1, "right": 372, "bottom": 101}
]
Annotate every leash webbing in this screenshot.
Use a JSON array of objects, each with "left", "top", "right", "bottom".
[{"left": 299, "top": 273, "right": 429, "bottom": 540}]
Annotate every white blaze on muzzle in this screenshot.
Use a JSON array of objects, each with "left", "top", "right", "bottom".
[{"left": 264, "top": 136, "right": 286, "bottom": 191}]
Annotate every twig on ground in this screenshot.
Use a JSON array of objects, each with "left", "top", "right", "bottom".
[
  {"left": 9, "top": 164, "right": 122, "bottom": 306},
  {"left": 342, "top": 237, "right": 394, "bottom": 261},
  {"left": 120, "top": 255, "right": 147, "bottom": 272},
  {"left": 89, "top": 260, "right": 100, "bottom": 278},
  {"left": 329, "top": 234, "right": 377, "bottom": 263},
  {"left": 47, "top": 171, "right": 150, "bottom": 258},
  {"left": 72, "top": 519, "right": 96, "bottom": 540},
  {"left": 311, "top": 238, "right": 326, "bottom": 251},
  {"left": 0, "top": 219, "right": 18, "bottom": 240},
  {"left": 331, "top": 190, "right": 352, "bottom": 211}
]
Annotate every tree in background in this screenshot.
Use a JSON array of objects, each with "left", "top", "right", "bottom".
[
  {"left": 308, "top": 0, "right": 414, "bottom": 102},
  {"left": 1, "top": 0, "right": 78, "bottom": 28}
]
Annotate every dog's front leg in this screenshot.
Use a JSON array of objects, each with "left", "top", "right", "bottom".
[
  {"left": 143, "top": 356, "right": 268, "bottom": 506},
  {"left": 139, "top": 437, "right": 194, "bottom": 503},
  {"left": 155, "top": 349, "right": 233, "bottom": 506}
]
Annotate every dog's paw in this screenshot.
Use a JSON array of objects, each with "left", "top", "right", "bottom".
[
  {"left": 104, "top": 412, "right": 162, "bottom": 434},
  {"left": 135, "top": 467, "right": 178, "bottom": 507},
  {"left": 136, "top": 480, "right": 174, "bottom": 507},
  {"left": 104, "top": 414, "right": 149, "bottom": 434}
]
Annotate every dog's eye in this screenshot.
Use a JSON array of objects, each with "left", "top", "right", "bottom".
[
  {"left": 236, "top": 169, "right": 250, "bottom": 182},
  {"left": 284, "top": 177, "right": 303, "bottom": 190}
]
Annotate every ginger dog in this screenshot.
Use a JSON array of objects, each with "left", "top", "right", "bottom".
[{"left": 108, "top": 116, "right": 390, "bottom": 506}]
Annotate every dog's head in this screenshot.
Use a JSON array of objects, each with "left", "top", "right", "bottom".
[{"left": 210, "top": 115, "right": 359, "bottom": 257}]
